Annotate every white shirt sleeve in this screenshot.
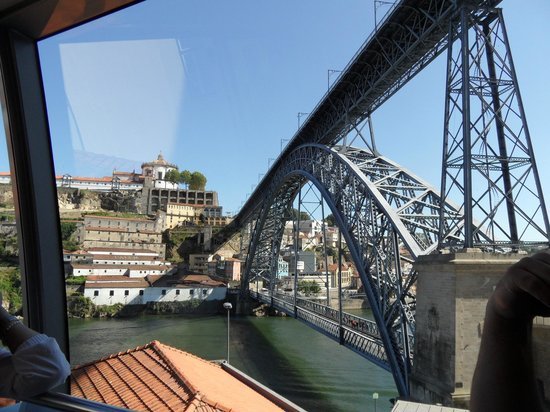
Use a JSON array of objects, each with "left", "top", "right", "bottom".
[{"left": 0, "top": 334, "right": 71, "bottom": 399}]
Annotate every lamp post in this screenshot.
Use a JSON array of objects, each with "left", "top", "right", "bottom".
[
  {"left": 327, "top": 69, "right": 342, "bottom": 91},
  {"left": 297, "top": 112, "right": 309, "bottom": 129},
  {"left": 280, "top": 138, "right": 290, "bottom": 152},
  {"left": 372, "top": 392, "right": 379, "bottom": 412},
  {"left": 223, "top": 302, "right": 233, "bottom": 363}
]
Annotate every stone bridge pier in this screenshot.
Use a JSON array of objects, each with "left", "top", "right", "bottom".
[{"left": 410, "top": 249, "right": 550, "bottom": 409}]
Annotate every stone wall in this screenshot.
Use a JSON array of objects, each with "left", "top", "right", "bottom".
[
  {"left": 410, "top": 249, "right": 524, "bottom": 407},
  {"left": 57, "top": 188, "right": 102, "bottom": 212}
]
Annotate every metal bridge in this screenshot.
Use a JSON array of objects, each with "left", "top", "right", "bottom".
[{"left": 214, "top": 0, "right": 550, "bottom": 398}]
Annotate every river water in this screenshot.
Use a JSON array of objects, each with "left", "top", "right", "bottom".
[{"left": 69, "top": 313, "right": 397, "bottom": 411}]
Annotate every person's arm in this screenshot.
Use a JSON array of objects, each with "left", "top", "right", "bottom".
[
  {"left": 0, "top": 307, "right": 71, "bottom": 399},
  {"left": 0, "top": 307, "right": 38, "bottom": 352},
  {"left": 470, "top": 251, "right": 550, "bottom": 412}
]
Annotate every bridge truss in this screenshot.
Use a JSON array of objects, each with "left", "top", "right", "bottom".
[{"left": 241, "top": 144, "right": 480, "bottom": 395}]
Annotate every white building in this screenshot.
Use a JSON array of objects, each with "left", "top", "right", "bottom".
[
  {"left": 0, "top": 154, "right": 181, "bottom": 192},
  {"left": 141, "top": 153, "right": 178, "bottom": 190},
  {"left": 72, "top": 246, "right": 173, "bottom": 278},
  {"left": 84, "top": 273, "right": 227, "bottom": 306},
  {"left": 73, "top": 264, "right": 173, "bottom": 277},
  {"left": 87, "top": 247, "right": 159, "bottom": 258},
  {"left": 0, "top": 172, "right": 10, "bottom": 185},
  {"left": 58, "top": 175, "right": 142, "bottom": 192},
  {"left": 84, "top": 276, "right": 149, "bottom": 306},
  {"left": 91, "top": 254, "right": 164, "bottom": 266},
  {"left": 63, "top": 250, "right": 92, "bottom": 264},
  {"left": 144, "top": 274, "right": 226, "bottom": 303}
]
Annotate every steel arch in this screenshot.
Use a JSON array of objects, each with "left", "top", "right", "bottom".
[{"left": 242, "top": 144, "right": 469, "bottom": 396}]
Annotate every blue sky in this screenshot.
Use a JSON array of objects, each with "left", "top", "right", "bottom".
[{"left": 8, "top": 0, "right": 549, "bottom": 216}]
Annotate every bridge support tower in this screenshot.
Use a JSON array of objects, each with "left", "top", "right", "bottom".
[{"left": 410, "top": 249, "right": 550, "bottom": 408}]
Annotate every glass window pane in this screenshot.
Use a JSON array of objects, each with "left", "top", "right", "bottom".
[{"left": 35, "top": 1, "right": 413, "bottom": 410}]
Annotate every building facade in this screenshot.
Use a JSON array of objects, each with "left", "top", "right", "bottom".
[
  {"left": 83, "top": 273, "right": 227, "bottom": 306},
  {"left": 77, "top": 215, "right": 166, "bottom": 257}
]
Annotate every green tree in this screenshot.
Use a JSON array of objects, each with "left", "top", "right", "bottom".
[
  {"left": 60, "top": 221, "right": 79, "bottom": 251},
  {"left": 298, "top": 280, "right": 321, "bottom": 296},
  {"left": 324, "top": 213, "right": 336, "bottom": 227},
  {"left": 0, "top": 267, "right": 22, "bottom": 313},
  {"left": 63, "top": 240, "right": 79, "bottom": 252},
  {"left": 180, "top": 170, "right": 192, "bottom": 188},
  {"left": 164, "top": 169, "right": 181, "bottom": 184},
  {"left": 189, "top": 171, "right": 207, "bottom": 190},
  {"left": 291, "top": 208, "right": 311, "bottom": 221},
  {"left": 60, "top": 221, "right": 77, "bottom": 241}
]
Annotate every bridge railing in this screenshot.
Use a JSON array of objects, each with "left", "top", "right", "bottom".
[
  {"left": 250, "top": 289, "right": 390, "bottom": 370},
  {"left": 253, "top": 290, "right": 384, "bottom": 340},
  {"left": 294, "top": 296, "right": 382, "bottom": 339},
  {"left": 250, "top": 290, "right": 413, "bottom": 359}
]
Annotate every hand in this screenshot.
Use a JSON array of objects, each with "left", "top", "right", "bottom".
[{"left": 489, "top": 251, "right": 550, "bottom": 321}]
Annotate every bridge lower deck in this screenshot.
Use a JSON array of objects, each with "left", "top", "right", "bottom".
[{"left": 250, "top": 290, "right": 397, "bottom": 372}]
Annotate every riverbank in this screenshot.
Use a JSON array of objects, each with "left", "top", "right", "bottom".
[{"left": 66, "top": 295, "right": 224, "bottom": 318}]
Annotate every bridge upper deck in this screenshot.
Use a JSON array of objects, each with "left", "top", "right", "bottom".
[{"left": 232, "top": 0, "right": 501, "bottom": 228}]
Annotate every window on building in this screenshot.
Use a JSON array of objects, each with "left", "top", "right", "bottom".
[
  {"left": 202, "top": 289, "right": 207, "bottom": 296},
  {"left": 162, "top": 289, "right": 167, "bottom": 295},
  {"left": 139, "top": 290, "right": 144, "bottom": 296},
  {"left": 175, "top": 290, "right": 180, "bottom": 295},
  {"left": 109, "top": 290, "right": 114, "bottom": 296},
  {"left": 93, "top": 290, "right": 99, "bottom": 296},
  {"left": 189, "top": 289, "right": 194, "bottom": 296},
  {"left": 124, "top": 290, "right": 129, "bottom": 296}
]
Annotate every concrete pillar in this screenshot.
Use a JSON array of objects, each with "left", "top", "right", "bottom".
[
  {"left": 410, "top": 249, "right": 522, "bottom": 408},
  {"left": 533, "top": 316, "right": 550, "bottom": 409}
]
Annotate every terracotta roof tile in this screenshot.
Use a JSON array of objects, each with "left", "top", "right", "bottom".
[
  {"left": 74, "top": 263, "right": 171, "bottom": 270},
  {"left": 146, "top": 274, "right": 226, "bottom": 288},
  {"left": 84, "top": 276, "right": 149, "bottom": 289},
  {"left": 91, "top": 254, "right": 162, "bottom": 261},
  {"left": 84, "top": 215, "right": 155, "bottom": 222},
  {"left": 71, "top": 341, "right": 285, "bottom": 412},
  {"left": 87, "top": 247, "right": 158, "bottom": 254}
]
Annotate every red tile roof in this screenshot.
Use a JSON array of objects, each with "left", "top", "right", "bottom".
[
  {"left": 87, "top": 247, "right": 158, "bottom": 254},
  {"left": 146, "top": 274, "right": 226, "bottom": 288},
  {"left": 84, "top": 276, "right": 149, "bottom": 289},
  {"left": 84, "top": 226, "right": 160, "bottom": 235},
  {"left": 91, "top": 254, "right": 162, "bottom": 261},
  {"left": 84, "top": 215, "right": 155, "bottom": 222},
  {"left": 184, "top": 274, "right": 226, "bottom": 287},
  {"left": 73, "top": 264, "right": 171, "bottom": 270},
  {"left": 71, "top": 341, "right": 286, "bottom": 412},
  {"left": 167, "top": 202, "right": 204, "bottom": 208}
]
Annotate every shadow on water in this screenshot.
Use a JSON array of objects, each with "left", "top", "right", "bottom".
[
  {"left": 69, "top": 314, "right": 227, "bottom": 365},
  {"left": 69, "top": 314, "right": 397, "bottom": 411},
  {"left": 229, "top": 316, "right": 339, "bottom": 411}
]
